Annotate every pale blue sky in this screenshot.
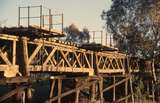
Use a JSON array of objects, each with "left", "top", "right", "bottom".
[{"left": 0, "top": 0, "right": 112, "bottom": 30}]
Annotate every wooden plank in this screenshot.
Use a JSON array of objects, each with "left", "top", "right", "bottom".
[
  {"left": 12, "top": 40, "right": 16, "bottom": 65},
  {"left": 0, "top": 86, "right": 27, "bottom": 102},
  {"left": 91, "top": 53, "right": 93, "bottom": 68},
  {"left": 108, "top": 58, "right": 116, "bottom": 70},
  {"left": 46, "top": 79, "right": 98, "bottom": 103},
  {"left": 49, "top": 79, "right": 55, "bottom": 98},
  {"left": 28, "top": 66, "right": 93, "bottom": 74},
  {"left": 96, "top": 54, "right": 100, "bottom": 75},
  {"left": 119, "top": 58, "right": 125, "bottom": 70},
  {"left": 0, "top": 77, "right": 28, "bottom": 85},
  {"left": 115, "top": 94, "right": 131, "bottom": 103},
  {"left": 58, "top": 50, "right": 70, "bottom": 67},
  {"left": 91, "top": 83, "right": 96, "bottom": 102},
  {"left": 0, "top": 49, "right": 12, "bottom": 65},
  {"left": 44, "top": 48, "right": 54, "bottom": 65},
  {"left": 103, "top": 75, "right": 130, "bottom": 92},
  {"left": 21, "top": 37, "right": 29, "bottom": 76},
  {"left": 75, "top": 81, "right": 80, "bottom": 103},
  {"left": 97, "top": 55, "right": 102, "bottom": 67},
  {"left": 29, "top": 40, "right": 77, "bottom": 50},
  {"left": 60, "top": 50, "right": 71, "bottom": 67},
  {"left": 102, "top": 57, "right": 107, "bottom": 70},
  {"left": 58, "top": 78, "right": 62, "bottom": 103},
  {"left": 75, "top": 89, "right": 80, "bottom": 103},
  {"left": 43, "top": 47, "right": 57, "bottom": 65},
  {"left": 28, "top": 44, "right": 42, "bottom": 64},
  {"left": 115, "top": 58, "right": 121, "bottom": 70},
  {"left": 45, "top": 88, "right": 76, "bottom": 103},
  {"left": 129, "top": 75, "right": 135, "bottom": 103},
  {"left": 98, "top": 69, "right": 124, "bottom": 74},
  {"left": 99, "top": 77, "right": 103, "bottom": 103},
  {"left": 0, "top": 34, "right": 19, "bottom": 41},
  {"left": 125, "top": 79, "right": 128, "bottom": 103},
  {"left": 84, "top": 52, "right": 91, "bottom": 68},
  {"left": 113, "top": 76, "right": 116, "bottom": 102},
  {"left": 73, "top": 52, "right": 82, "bottom": 68}
]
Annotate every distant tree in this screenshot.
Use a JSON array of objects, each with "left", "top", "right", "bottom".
[
  {"left": 65, "top": 24, "right": 79, "bottom": 42},
  {"left": 80, "top": 27, "right": 90, "bottom": 43},
  {"left": 64, "top": 24, "right": 90, "bottom": 44},
  {"left": 102, "top": 0, "right": 160, "bottom": 59}
]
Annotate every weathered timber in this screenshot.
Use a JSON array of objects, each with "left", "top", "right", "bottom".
[
  {"left": 125, "top": 78, "right": 128, "bottom": 103},
  {"left": 45, "top": 78, "right": 99, "bottom": 103},
  {"left": 0, "top": 86, "right": 27, "bottom": 102},
  {"left": 0, "top": 77, "right": 28, "bottom": 85},
  {"left": 115, "top": 94, "right": 132, "bottom": 103},
  {"left": 103, "top": 75, "right": 131, "bottom": 92},
  {"left": 113, "top": 76, "right": 116, "bottom": 101}
]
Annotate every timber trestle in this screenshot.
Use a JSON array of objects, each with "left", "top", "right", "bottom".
[
  {"left": 0, "top": 5, "right": 139, "bottom": 103},
  {"left": 0, "top": 4, "right": 158, "bottom": 103},
  {"left": 0, "top": 33, "right": 135, "bottom": 103}
]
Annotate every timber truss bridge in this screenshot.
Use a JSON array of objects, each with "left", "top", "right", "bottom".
[{"left": 0, "top": 5, "right": 157, "bottom": 103}]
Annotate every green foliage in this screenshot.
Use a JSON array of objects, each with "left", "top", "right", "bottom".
[
  {"left": 102, "top": 0, "right": 160, "bottom": 59},
  {"left": 64, "top": 24, "right": 90, "bottom": 44}
]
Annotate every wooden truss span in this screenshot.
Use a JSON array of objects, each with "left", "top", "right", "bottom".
[
  {"left": 96, "top": 52, "right": 127, "bottom": 74},
  {"left": 0, "top": 4, "right": 156, "bottom": 103},
  {"left": 0, "top": 34, "right": 131, "bottom": 77},
  {"left": 0, "top": 34, "right": 19, "bottom": 77},
  {"left": 0, "top": 33, "right": 145, "bottom": 103}
]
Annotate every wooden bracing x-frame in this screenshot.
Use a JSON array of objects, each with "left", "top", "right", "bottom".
[
  {"left": 96, "top": 52, "right": 127, "bottom": 74},
  {"left": 0, "top": 34, "right": 140, "bottom": 103},
  {"left": 0, "top": 34, "right": 19, "bottom": 77},
  {"left": 45, "top": 76, "right": 103, "bottom": 103},
  {"left": 0, "top": 34, "right": 132, "bottom": 77},
  {"left": 45, "top": 75, "right": 133, "bottom": 103},
  {"left": 102, "top": 74, "right": 133, "bottom": 103},
  {"left": 23, "top": 38, "right": 94, "bottom": 75}
]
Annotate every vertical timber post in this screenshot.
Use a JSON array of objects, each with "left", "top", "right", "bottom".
[
  {"left": 113, "top": 76, "right": 116, "bottom": 102},
  {"left": 91, "top": 83, "right": 96, "bottom": 102},
  {"left": 99, "top": 77, "right": 103, "bottom": 103},
  {"left": 21, "top": 37, "right": 29, "bottom": 76},
  {"left": 75, "top": 79, "right": 80, "bottom": 103},
  {"left": 21, "top": 37, "right": 32, "bottom": 103},
  {"left": 13, "top": 40, "right": 16, "bottom": 65},
  {"left": 125, "top": 78, "right": 128, "bottom": 103},
  {"left": 49, "top": 79, "right": 55, "bottom": 103},
  {"left": 58, "top": 78, "right": 62, "bottom": 103}
]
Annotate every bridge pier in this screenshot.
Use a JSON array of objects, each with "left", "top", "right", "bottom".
[
  {"left": 98, "top": 77, "right": 104, "bottom": 103},
  {"left": 0, "top": 34, "right": 144, "bottom": 103},
  {"left": 19, "top": 36, "right": 32, "bottom": 103},
  {"left": 91, "top": 83, "right": 96, "bottom": 102},
  {"left": 75, "top": 79, "right": 80, "bottom": 103}
]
